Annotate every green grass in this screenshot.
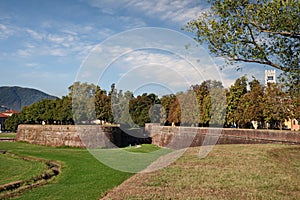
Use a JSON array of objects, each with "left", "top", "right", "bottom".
[
  {"left": 0, "top": 153, "right": 45, "bottom": 185},
  {"left": 0, "top": 133, "right": 16, "bottom": 138},
  {"left": 90, "top": 144, "right": 172, "bottom": 173},
  {"left": 3, "top": 142, "right": 299, "bottom": 199},
  {"left": 102, "top": 144, "right": 300, "bottom": 199},
  {"left": 124, "top": 144, "right": 164, "bottom": 153},
  {"left": 0, "top": 142, "right": 133, "bottom": 200}
]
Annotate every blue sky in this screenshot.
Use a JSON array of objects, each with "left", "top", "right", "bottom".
[{"left": 0, "top": 0, "right": 277, "bottom": 97}]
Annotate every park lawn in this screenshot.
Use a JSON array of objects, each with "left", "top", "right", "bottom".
[
  {"left": 0, "top": 133, "right": 16, "bottom": 138},
  {"left": 124, "top": 144, "right": 162, "bottom": 153},
  {"left": 0, "top": 153, "right": 45, "bottom": 185},
  {"left": 102, "top": 144, "right": 300, "bottom": 200},
  {"left": 0, "top": 142, "right": 134, "bottom": 200}
]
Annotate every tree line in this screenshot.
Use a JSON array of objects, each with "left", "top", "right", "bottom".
[{"left": 5, "top": 76, "right": 299, "bottom": 131}]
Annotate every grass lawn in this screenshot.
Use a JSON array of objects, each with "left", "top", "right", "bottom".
[
  {"left": 0, "top": 142, "right": 134, "bottom": 200},
  {"left": 102, "top": 144, "right": 300, "bottom": 200},
  {"left": 0, "top": 133, "right": 16, "bottom": 138},
  {"left": 0, "top": 153, "right": 45, "bottom": 185}
]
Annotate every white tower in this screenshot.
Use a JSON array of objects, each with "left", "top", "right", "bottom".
[{"left": 265, "top": 70, "right": 276, "bottom": 85}]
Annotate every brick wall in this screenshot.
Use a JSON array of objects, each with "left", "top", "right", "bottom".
[
  {"left": 145, "top": 124, "right": 300, "bottom": 148},
  {"left": 16, "top": 125, "right": 123, "bottom": 148},
  {"left": 16, "top": 125, "right": 152, "bottom": 148}
]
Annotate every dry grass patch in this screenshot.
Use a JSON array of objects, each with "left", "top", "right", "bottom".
[{"left": 102, "top": 144, "right": 300, "bottom": 200}]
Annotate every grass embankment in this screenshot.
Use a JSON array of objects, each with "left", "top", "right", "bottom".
[
  {"left": 0, "top": 153, "right": 45, "bottom": 185},
  {"left": 0, "top": 142, "right": 134, "bottom": 200},
  {"left": 102, "top": 144, "right": 300, "bottom": 200}
]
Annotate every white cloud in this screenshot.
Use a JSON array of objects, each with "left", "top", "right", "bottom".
[
  {"left": 119, "top": 16, "right": 147, "bottom": 29},
  {"left": 25, "top": 28, "right": 44, "bottom": 40},
  {"left": 17, "top": 49, "right": 32, "bottom": 57},
  {"left": 0, "top": 23, "right": 15, "bottom": 39},
  {"left": 25, "top": 63, "right": 40, "bottom": 69},
  {"left": 86, "top": 0, "right": 207, "bottom": 24}
]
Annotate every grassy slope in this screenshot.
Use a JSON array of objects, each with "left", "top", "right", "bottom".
[
  {"left": 0, "top": 142, "right": 132, "bottom": 200},
  {"left": 0, "top": 153, "right": 45, "bottom": 185},
  {"left": 102, "top": 144, "right": 300, "bottom": 200}
]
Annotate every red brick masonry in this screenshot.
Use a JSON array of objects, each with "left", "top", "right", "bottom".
[
  {"left": 145, "top": 123, "right": 300, "bottom": 148},
  {"left": 16, "top": 124, "right": 300, "bottom": 148}
]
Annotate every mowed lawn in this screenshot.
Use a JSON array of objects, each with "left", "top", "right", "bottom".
[
  {"left": 0, "top": 133, "right": 16, "bottom": 138},
  {"left": 0, "top": 142, "right": 133, "bottom": 200},
  {"left": 102, "top": 144, "right": 300, "bottom": 200},
  {"left": 0, "top": 153, "right": 45, "bottom": 185},
  {"left": 2, "top": 142, "right": 300, "bottom": 200}
]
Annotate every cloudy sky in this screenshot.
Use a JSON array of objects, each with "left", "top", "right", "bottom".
[{"left": 0, "top": 0, "right": 277, "bottom": 97}]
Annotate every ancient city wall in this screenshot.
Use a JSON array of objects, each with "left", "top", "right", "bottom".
[
  {"left": 16, "top": 124, "right": 151, "bottom": 148},
  {"left": 16, "top": 125, "right": 122, "bottom": 148},
  {"left": 16, "top": 124, "right": 300, "bottom": 149},
  {"left": 145, "top": 124, "right": 300, "bottom": 148}
]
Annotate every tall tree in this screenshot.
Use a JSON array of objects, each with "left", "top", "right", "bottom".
[
  {"left": 95, "top": 86, "right": 113, "bottom": 123},
  {"left": 263, "top": 83, "right": 291, "bottom": 129},
  {"left": 160, "top": 94, "right": 178, "bottom": 125},
  {"left": 177, "top": 90, "right": 199, "bottom": 126},
  {"left": 236, "top": 79, "right": 264, "bottom": 128},
  {"left": 226, "top": 76, "right": 248, "bottom": 128},
  {"left": 192, "top": 80, "right": 225, "bottom": 127},
  {"left": 185, "top": 0, "right": 300, "bottom": 74},
  {"left": 69, "top": 82, "right": 97, "bottom": 124}
]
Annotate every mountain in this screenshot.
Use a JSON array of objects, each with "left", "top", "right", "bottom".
[{"left": 0, "top": 86, "right": 57, "bottom": 112}]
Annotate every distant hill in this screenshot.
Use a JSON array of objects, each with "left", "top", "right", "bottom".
[{"left": 0, "top": 86, "right": 57, "bottom": 112}]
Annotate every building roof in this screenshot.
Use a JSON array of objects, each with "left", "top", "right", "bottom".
[
  {"left": 0, "top": 113, "right": 9, "bottom": 118},
  {"left": 1, "top": 110, "right": 20, "bottom": 116},
  {"left": 4, "top": 109, "right": 19, "bottom": 113}
]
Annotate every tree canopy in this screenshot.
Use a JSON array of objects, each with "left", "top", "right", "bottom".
[
  {"left": 5, "top": 78, "right": 299, "bottom": 131},
  {"left": 185, "top": 0, "right": 300, "bottom": 74}
]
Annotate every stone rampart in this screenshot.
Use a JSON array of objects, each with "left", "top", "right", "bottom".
[
  {"left": 16, "top": 124, "right": 147, "bottom": 148},
  {"left": 145, "top": 124, "right": 300, "bottom": 148},
  {"left": 16, "top": 124, "right": 300, "bottom": 149}
]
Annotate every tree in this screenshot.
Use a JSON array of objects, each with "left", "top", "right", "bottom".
[
  {"left": 226, "top": 76, "right": 248, "bottom": 127},
  {"left": 280, "top": 73, "right": 300, "bottom": 121},
  {"left": 167, "top": 94, "right": 181, "bottom": 126},
  {"left": 236, "top": 79, "right": 264, "bottom": 128},
  {"left": 111, "top": 88, "right": 134, "bottom": 127},
  {"left": 185, "top": 0, "right": 300, "bottom": 74},
  {"left": 69, "top": 82, "right": 97, "bottom": 124},
  {"left": 177, "top": 90, "right": 199, "bottom": 126},
  {"left": 192, "top": 80, "right": 225, "bottom": 127},
  {"left": 209, "top": 86, "right": 227, "bottom": 127},
  {"left": 5, "top": 113, "right": 21, "bottom": 132},
  {"left": 263, "top": 83, "right": 291, "bottom": 129},
  {"left": 55, "top": 96, "right": 74, "bottom": 125},
  {"left": 95, "top": 86, "right": 113, "bottom": 123},
  {"left": 160, "top": 94, "right": 178, "bottom": 125}
]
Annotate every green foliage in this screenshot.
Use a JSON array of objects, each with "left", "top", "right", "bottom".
[
  {"left": 178, "top": 90, "right": 200, "bottom": 126},
  {"left": 69, "top": 81, "right": 97, "bottom": 124},
  {"left": 226, "top": 76, "right": 248, "bottom": 127},
  {"left": 185, "top": 0, "right": 300, "bottom": 74},
  {"left": 7, "top": 78, "right": 298, "bottom": 130},
  {"left": 129, "top": 93, "right": 160, "bottom": 127},
  {"left": 192, "top": 80, "right": 225, "bottom": 127},
  {"left": 263, "top": 83, "right": 291, "bottom": 129},
  {"left": 95, "top": 86, "right": 113, "bottom": 123},
  {"left": 5, "top": 113, "right": 21, "bottom": 132}
]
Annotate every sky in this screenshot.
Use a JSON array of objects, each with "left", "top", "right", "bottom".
[{"left": 0, "top": 0, "right": 278, "bottom": 97}]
